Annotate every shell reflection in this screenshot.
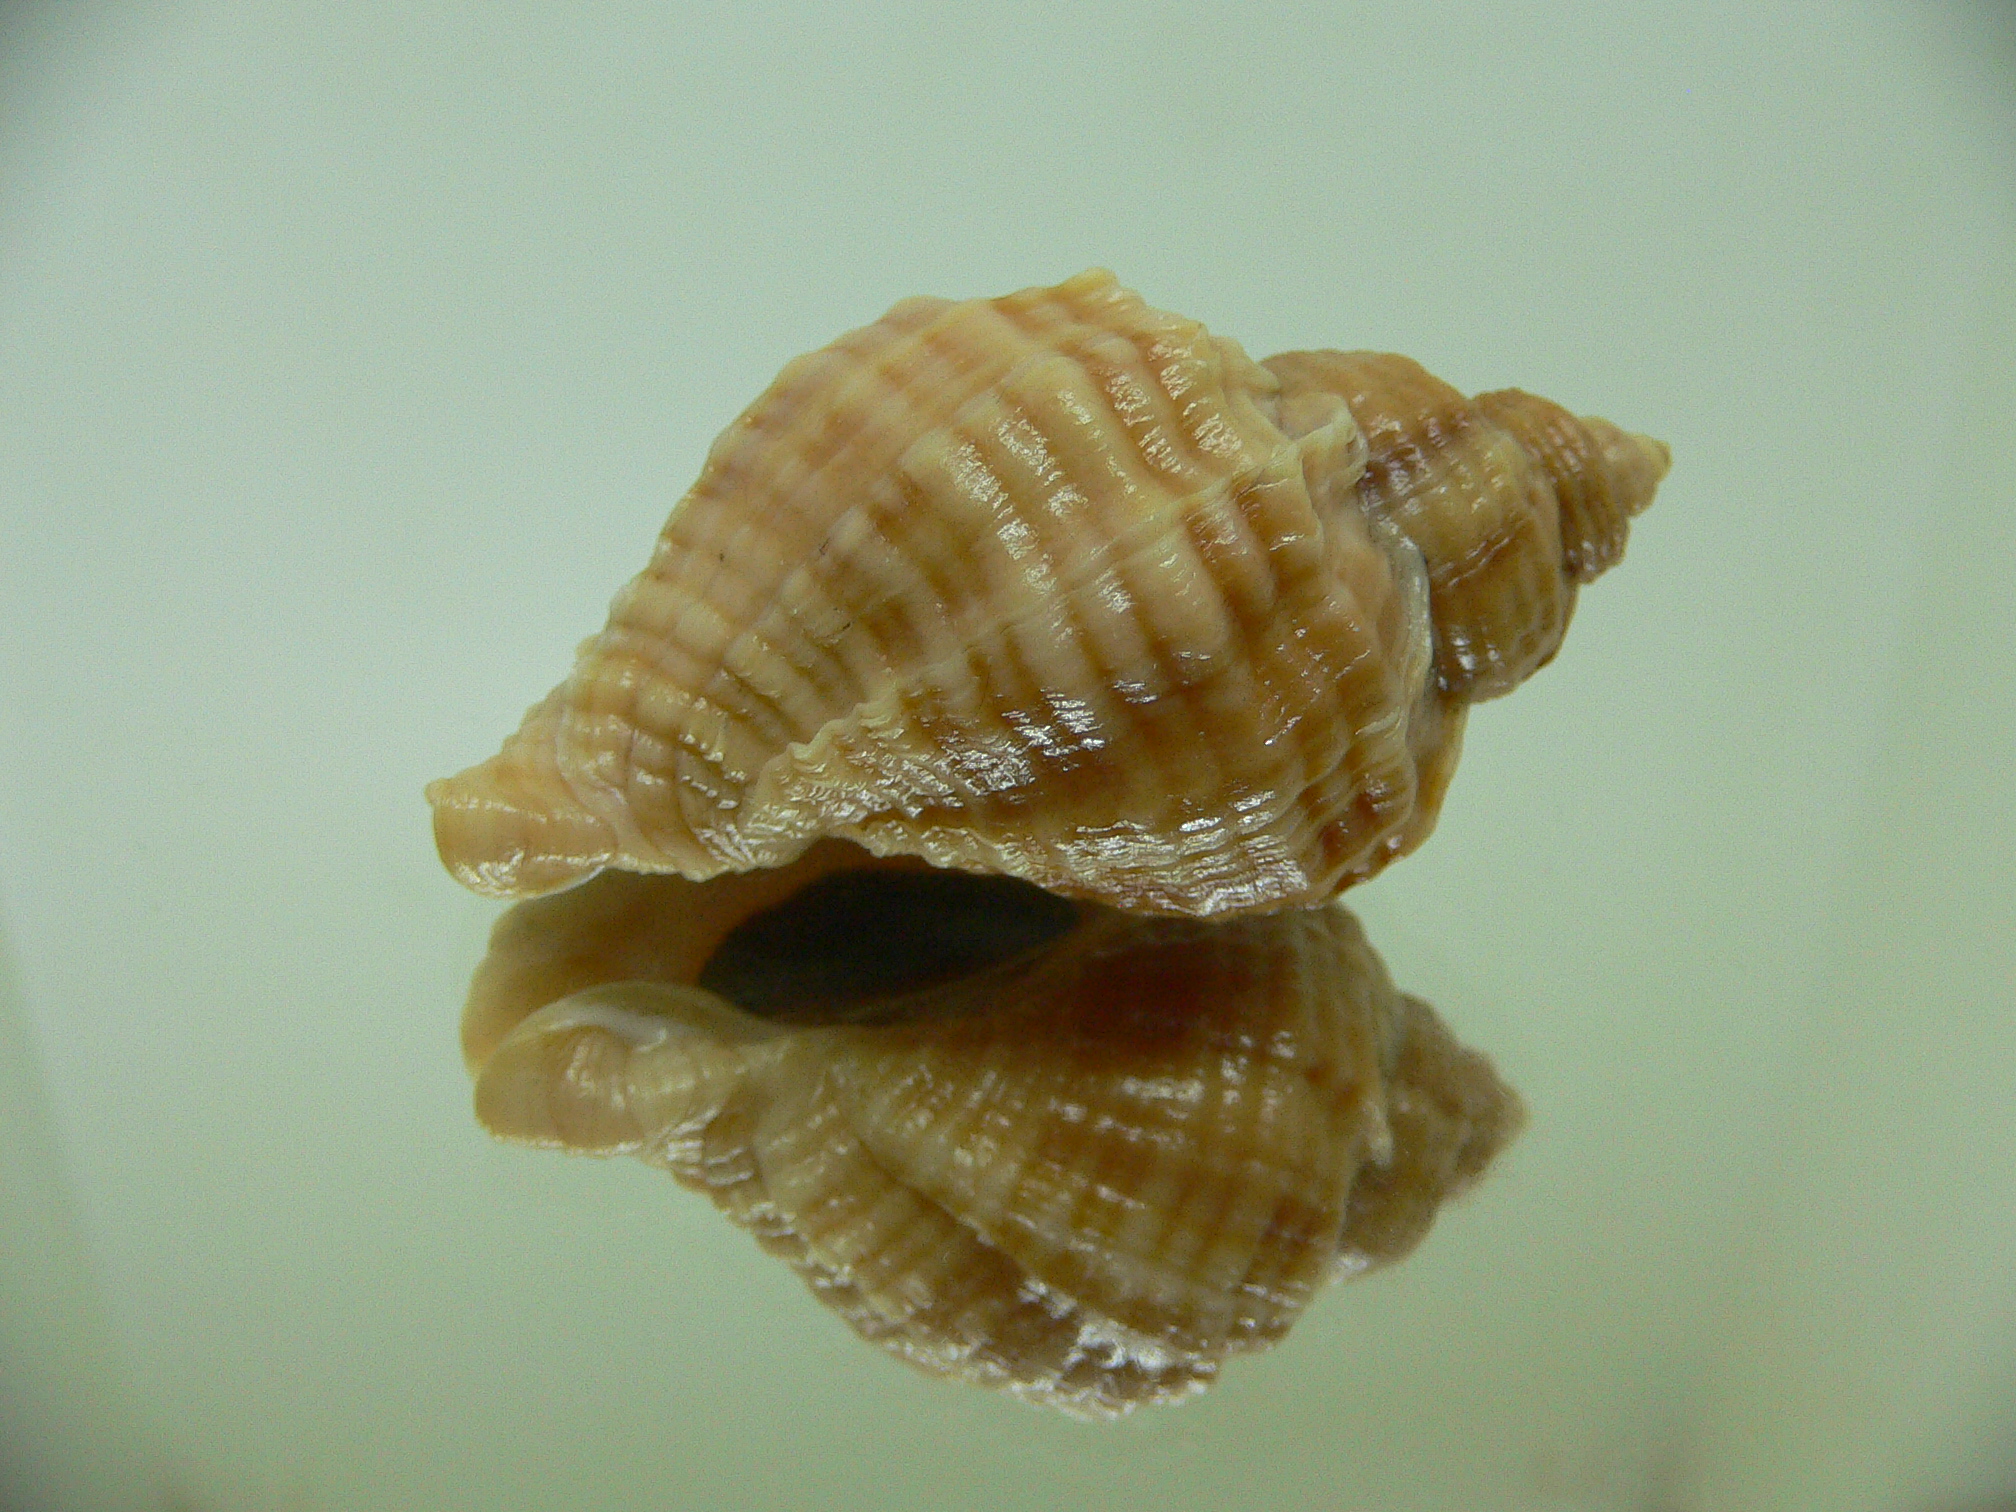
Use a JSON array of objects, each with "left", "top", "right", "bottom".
[{"left": 466, "top": 844, "right": 1522, "bottom": 1417}]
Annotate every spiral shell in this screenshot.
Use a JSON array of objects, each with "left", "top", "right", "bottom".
[
  {"left": 1265, "top": 351, "right": 1672, "bottom": 699},
  {"left": 427, "top": 271, "right": 1666, "bottom": 917},
  {"left": 466, "top": 844, "right": 1523, "bottom": 1417}
]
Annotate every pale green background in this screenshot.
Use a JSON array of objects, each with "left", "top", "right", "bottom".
[{"left": 2, "top": 3, "right": 2012, "bottom": 1509}]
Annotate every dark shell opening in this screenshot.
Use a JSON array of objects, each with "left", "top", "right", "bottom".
[{"left": 697, "top": 868, "right": 1081, "bottom": 1019}]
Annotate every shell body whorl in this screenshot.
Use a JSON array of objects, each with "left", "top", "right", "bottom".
[{"left": 428, "top": 272, "right": 1666, "bottom": 916}]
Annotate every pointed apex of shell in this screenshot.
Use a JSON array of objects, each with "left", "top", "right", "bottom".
[{"left": 1612, "top": 426, "right": 1674, "bottom": 513}]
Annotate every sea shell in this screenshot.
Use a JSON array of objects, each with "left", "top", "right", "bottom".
[
  {"left": 466, "top": 843, "right": 1523, "bottom": 1417},
  {"left": 428, "top": 270, "right": 1667, "bottom": 917}
]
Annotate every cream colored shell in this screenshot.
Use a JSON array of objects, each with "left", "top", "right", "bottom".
[
  {"left": 467, "top": 844, "right": 1523, "bottom": 1417},
  {"left": 429, "top": 271, "right": 1665, "bottom": 916}
]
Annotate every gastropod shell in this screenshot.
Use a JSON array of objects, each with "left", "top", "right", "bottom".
[
  {"left": 429, "top": 270, "right": 1667, "bottom": 917},
  {"left": 430, "top": 271, "right": 1666, "bottom": 1413}
]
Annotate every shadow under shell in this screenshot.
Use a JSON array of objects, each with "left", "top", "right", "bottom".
[{"left": 463, "top": 841, "right": 1523, "bottom": 1417}]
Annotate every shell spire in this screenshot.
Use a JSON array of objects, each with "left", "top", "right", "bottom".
[
  {"left": 1264, "top": 351, "right": 1670, "bottom": 700},
  {"left": 429, "top": 272, "right": 1667, "bottom": 915}
]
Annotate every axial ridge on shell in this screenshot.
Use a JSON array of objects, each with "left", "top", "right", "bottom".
[{"left": 428, "top": 270, "right": 1668, "bottom": 916}]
